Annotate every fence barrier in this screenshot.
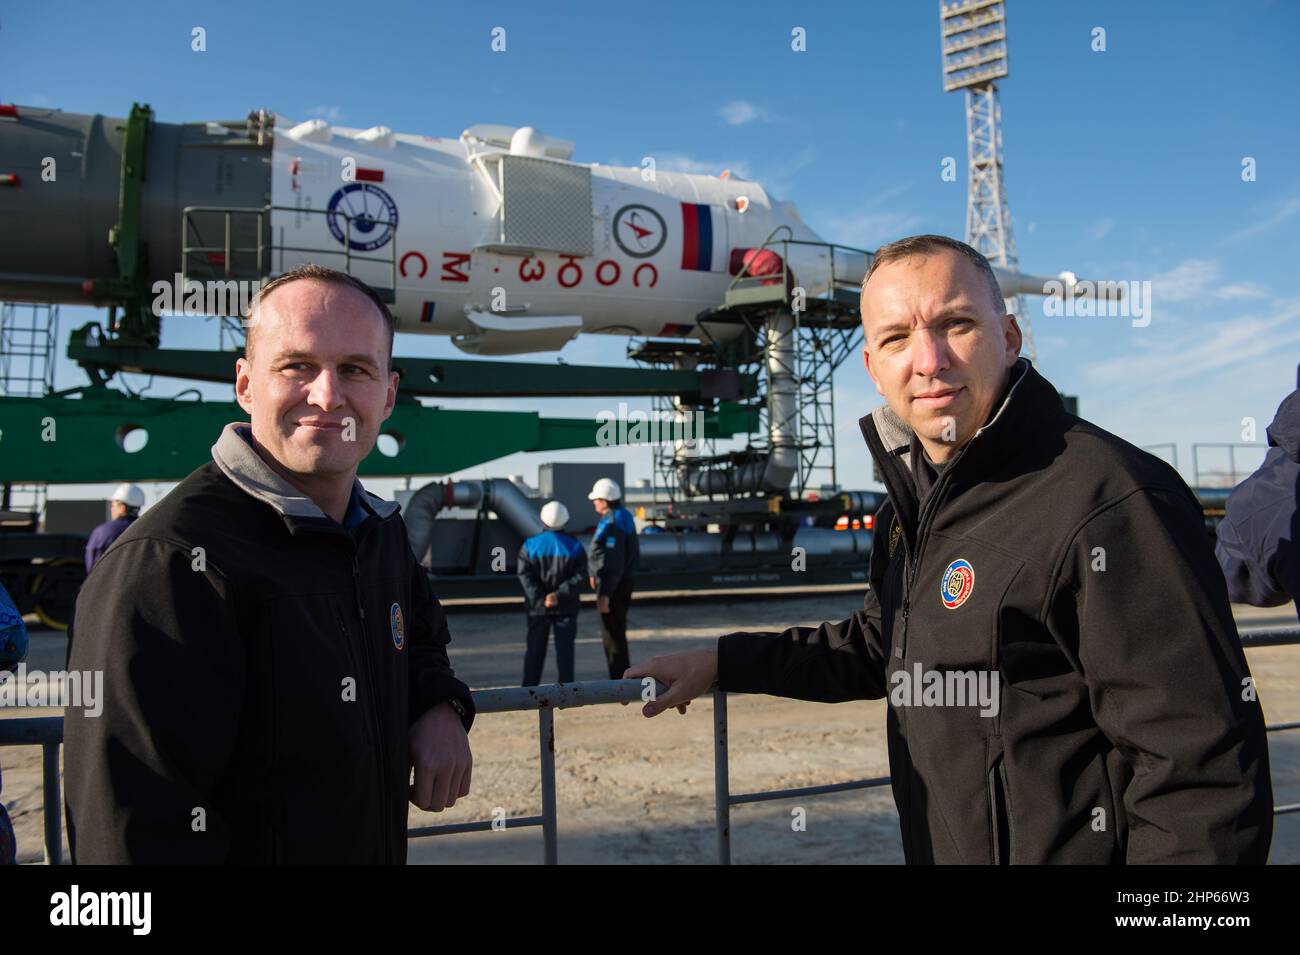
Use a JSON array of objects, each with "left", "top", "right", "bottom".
[{"left": 3, "top": 627, "right": 1298, "bottom": 864}]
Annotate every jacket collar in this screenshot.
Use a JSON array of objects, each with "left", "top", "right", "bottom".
[
  {"left": 211, "top": 422, "right": 400, "bottom": 525},
  {"left": 859, "top": 357, "right": 1062, "bottom": 488}
]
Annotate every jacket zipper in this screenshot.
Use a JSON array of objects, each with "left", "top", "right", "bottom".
[
  {"left": 867, "top": 362, "right": 1030, "bottom": 661},
  {"left": 350, "top": 549, "right": 392, "bottom": 865},
  {"left": 898, "top": 449, "right": 966, "bottom": 659}
]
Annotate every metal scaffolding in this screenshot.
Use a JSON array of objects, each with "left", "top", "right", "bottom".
[{"left": 941, "top": 0, "right": 1037, "bottom": 364}]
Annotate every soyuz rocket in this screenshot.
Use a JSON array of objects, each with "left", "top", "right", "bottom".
[{"left": 0, "top": 104, "right": 1077, "bottom": 355}]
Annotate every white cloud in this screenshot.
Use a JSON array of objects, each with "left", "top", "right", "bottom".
[
  {"left": 811, "top": 182, "right": 922, "bottom": 249},
  {"left": 826, "top": 210, "right": 926, "bottom": 250},
  {"left": 1225, "top": 195, "right": 1300, "bottom": 243},
  {"left": 718, "top": 100, "right": 771, "bottom": 126},
  {"left": 1086, "top": 218, "right": 1114, "bottom": 241},
  {"left": 645, "top": 152, "right": 755, "bottom": 179},
  {"left": 1216, "top": 282, "right": 1270, "bottom": 301},
  {"left": 1082, "top": 296, "right": 1300, "bottom": 390},
  {"left": 610, "top": 147, "right": 816, "bottom": 198},
  {"left": 1149, "top": 258, "right": 1222, "bottom": 304}
]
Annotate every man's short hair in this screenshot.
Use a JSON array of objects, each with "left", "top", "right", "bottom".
[
  {"left": 863, "top": 234, "right": 1006, "bottom": 318},
  {"left": 243, "top": 264, "right": 396, "bottom": 370}
]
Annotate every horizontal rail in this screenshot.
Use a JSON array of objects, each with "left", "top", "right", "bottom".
[{"left": 3, "top": 628, "right": 1299, "bottom": 864}]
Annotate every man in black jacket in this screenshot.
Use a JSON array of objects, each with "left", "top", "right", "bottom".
[
  {"left": 628, "top": 235, "right": 1273, "bottom": 864},
  {"left": 64, "top": 264, "right": 475, "bottom": 863}
]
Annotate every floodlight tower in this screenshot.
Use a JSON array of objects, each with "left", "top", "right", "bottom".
[{"left": 939, "top": 0, "right": 1036, "bottom": 364}]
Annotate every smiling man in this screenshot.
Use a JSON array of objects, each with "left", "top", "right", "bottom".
[
  {"left": 65, "top": 264, "right": 475, "bottom": 864},
  {"left": 628, "top": 234, "right": 1273, "bottom": 864}
]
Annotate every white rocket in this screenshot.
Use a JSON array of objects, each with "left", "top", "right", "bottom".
[{"left": 0, "top": 105, "right": 1090, "bottom": 357}]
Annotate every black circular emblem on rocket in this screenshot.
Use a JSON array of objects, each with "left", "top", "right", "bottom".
[{"left": 613, "top": 204, "right": 667, "bottom": 259}]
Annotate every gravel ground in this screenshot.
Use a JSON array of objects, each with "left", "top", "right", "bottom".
[{"left": 4, "top": 594, "right": 1297, "bottom": 864}]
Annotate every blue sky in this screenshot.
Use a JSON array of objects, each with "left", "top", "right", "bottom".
[{"left": 5, "top": 0, "right": 1299, "bottom": 504}]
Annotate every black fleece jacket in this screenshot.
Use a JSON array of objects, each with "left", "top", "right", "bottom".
[
  {"left": 719, "top": 359, "right": 1273, "bottom": 864},
  {"left": 64, "top": 423, "right": 475, "bottom": 864}
]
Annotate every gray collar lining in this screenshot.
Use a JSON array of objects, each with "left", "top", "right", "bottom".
[
  {"left": 211, "top": 422, "right": 400, "bottom": 521},
  {"left": 862, "top": 357, "right": 1031, "bottom": 472}
]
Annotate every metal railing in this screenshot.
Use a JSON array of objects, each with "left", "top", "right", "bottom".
[
  {"left": 723, "top": 225, "right": 871, "bottom": 313},
  {"left": 180, "top": 203, "right": 399, "bottom": 304},
  {"left": 1192, "top": 442, "right": 1267, "bottom": 489},
  {"left": 407, "top": 679, "right": 661, "bottom": 863},
  {"left": 0, "top": 716, "right": 63, "bottom": 864},
  {"left": 4, "top": 628, "right": 1299, "bottom": 865}
]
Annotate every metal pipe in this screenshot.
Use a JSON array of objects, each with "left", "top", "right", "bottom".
[
  {"left": 637, "top": 533, "right": 723, "bottom": 560},
  {"left": 408, "top": 815, "right": 544, "bottom": 838},
  {"left": 472, "top": 678, "right": 661, "bottom": 714},
  {"left": 792, "top": 526, "right": 873, "bottom": 557},
  {"left": 404, "top": 477, "right": 545, "bottom": 566},
  {"left": 539, "top": 708, "right": 558, "bottom": 865},
  {"left": 43, "top": 742, "right": 61, "bottom": 865},
  {"left": 713, "top": 687, "right": 731, "bottom": 865},
  {"left": 729, "top": 775, "right": 890, "bottom": 805},
  {"left": 679, "top": 312, "right": 798, "bottom": 496}
]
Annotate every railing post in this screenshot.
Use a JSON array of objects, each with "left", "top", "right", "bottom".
[
  {"left": 42, "top": 742, "right": 61, "bottom": 865},
  {"left": 538, "top": 707, "right": 558, "bottom": 865},
  {"left": 713, "top": 687, "right": 730, "bottom": 865}
]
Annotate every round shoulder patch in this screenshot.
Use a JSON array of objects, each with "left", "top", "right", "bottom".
[
  {"left": 940, "top": 558, "right": 975, "bottom": 610},
  {"left": 390, "top": 602, "right": 405, "bottom": 650}
]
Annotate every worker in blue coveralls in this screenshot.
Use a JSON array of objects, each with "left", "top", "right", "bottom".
[
  {"left": 517, "top": 501, "right": 587, "bottom": 685},
  {"left": 586, "top": 478, "right": 640, "bottom": 679}
]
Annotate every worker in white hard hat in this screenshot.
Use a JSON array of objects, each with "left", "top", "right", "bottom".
[
  {"left": 586, "top": 477, "right": 640, "bottom": 678},
  {"left": 517, "top": 500, "right": 588, "bottom": 685},
  {"left": 84, "top": 483, "right": 146, "bottom": 573}
]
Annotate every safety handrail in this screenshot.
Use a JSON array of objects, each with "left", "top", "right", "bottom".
[
  {"left": 180, "top": 203, "right": 399, "bottom": 303},
  {"left": 4, "top": 628, "right": 1298, "bottom": 865}
]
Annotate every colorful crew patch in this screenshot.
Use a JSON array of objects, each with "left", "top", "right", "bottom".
[
  {"left": 940, "top": 558, "right": 975, "bottom": 610},
  {"left": 389, "top": 602, "right": 405, "bottom": 650},
  {"left": 680, "top": 202, "right": 716, "bottom": 271}
]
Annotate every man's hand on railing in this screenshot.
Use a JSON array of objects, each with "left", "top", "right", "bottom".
[
  {"left": 624, "top": 649, "right": 718, "bottom": 718},
  {"left": 409, "top": 701, "right": 473, "bottom": 812}
]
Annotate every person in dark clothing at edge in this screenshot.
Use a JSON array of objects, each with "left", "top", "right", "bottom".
[
  {"left": 587, "top": 477, "right": 639, "bottom": 679},
  {"left": 83, "top": 483, "right": 145, "bottom": 573},
  {"left": 628, "top": 235, "right": 1273, "bottom": 864},
  {"left": 518, "top": 500, "right": 588, "bottom": 685},
  {"left": 1216, "top": 368, "right": 1300, "bottom": 618},
  {"left": 64, "top": 264, "right": 475, "bottom": 864}
]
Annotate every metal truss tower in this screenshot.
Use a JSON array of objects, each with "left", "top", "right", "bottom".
[{"left": 940, "top": 0, "right": 1036, "bottom": 363}]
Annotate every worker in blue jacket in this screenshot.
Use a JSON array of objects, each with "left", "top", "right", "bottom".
[
  {"left": 84, "top": 483, "right": 145, "bottom": 573},
  {"left": 517, "top": 501, "right": 588, "bottom": 685},
  {"left": 586, "top": 478, "right": 640, "bottom": 679},
  {"left": 1217, "top": 370, "right": 1300, "bottom": 619}
]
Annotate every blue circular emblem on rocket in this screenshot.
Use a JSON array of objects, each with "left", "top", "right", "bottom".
[
  {"left": 940, "top": 558, "right": 975, "bottom": 610},
  {"left": 389, "top": 602, "right": 405, "bottom": 650},
  {"left": 327, "top": 182, "right": 398, "bottom": 251}
]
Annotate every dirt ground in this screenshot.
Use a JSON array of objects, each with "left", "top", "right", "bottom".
[{"left": 3, "top": 592, "right": 1297, "bottom": 865}]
